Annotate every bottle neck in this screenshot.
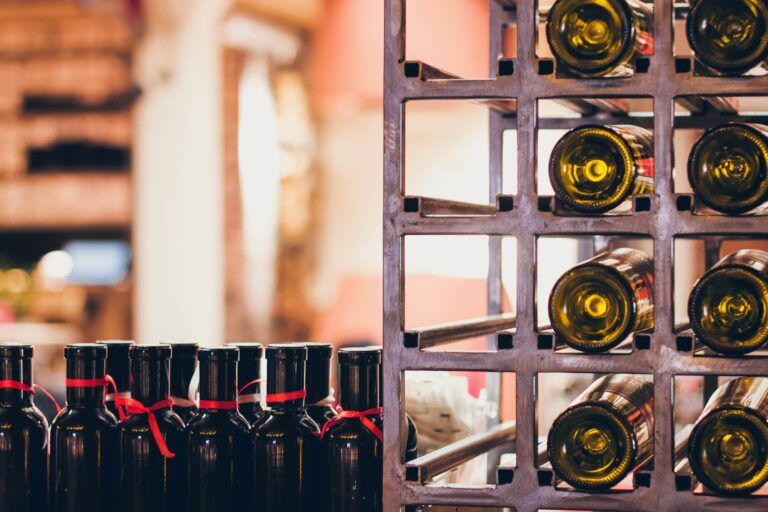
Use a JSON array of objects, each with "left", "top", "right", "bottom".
[
  {"left": 266, "top": 358, "right": 306, "bottom": 411},
  {"left": 66, "top": 357, "right": 106, "bottom": 407},
  {"left": 340, "top": 362, "right": 380, "bottom": 411},
  {"left": 105, "top": 351, "right": 130, "bottom": 395},
  {"left": 237, "top": 356, "right": 261, "bottom": 395},
  {"left": 199, "top": 359, "right": 237, "bottom": 406},
  {"left": 0, "top": 356, "right": 32, "bottom": 406},
  {"left": 132, "top": 358, "right": 170, "bottom": 405},
  {"left": 306, "top": 357, "right": 331, "bottom": 404}
]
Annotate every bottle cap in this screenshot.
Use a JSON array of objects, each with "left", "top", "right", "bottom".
[
  {"left": 339, "top": 346, "right": 382, "bottom": 365},
  {"left": 65, "top": 343, "right": 107, "bottom": 359},
  {"left": 266, "top": 343, "right": 307, "bottom": 362},
  {"left": 130, "top": 344, "right": 172, "bottom": 360},
  {"left": 198, "top": 346, "right": 239, "bottom": 362},
  {"left": 0, "top": 343, "right": 33, "bottom": 359}
]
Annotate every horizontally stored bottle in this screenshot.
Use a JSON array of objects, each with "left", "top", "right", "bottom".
[
  {"left": 688, "top": 377, "right": 768, "bottom": 495},
  {"left": 548, "top": 247, "right": 654, "bottom": 352},
  {"left": 378, "top": 377, "right": 418, "bottom": 461},
  {"left": 50, "top": 343, "right": 119, "bottom": 512},
  {"left": 252, "top": 344, "right": 321, "bottom": 512},
  {"left": 229, "top": 342, "right": 265, "bottom": 426},
  {"left": 549, "top": 125, "right": 654, "bottom": 214},
  {"left": 305, "top": 342, "right": 337, "bottom": 429},
  {"left": 0, "top": 344, "right": 48, "bottom": 512},
  {"left": 688, "top": 123, "right": 768, "bottom": 214},
  {"left": 323, "top": 347, "right": 383, "bottom": 512},
  {"left": 98, "top": 339, "right": 133, "bottom": 420},
  {"left": 546, "top": 0, "right": 653, "bottom": 77},
  {"left": 688, "top": 249, "right": 768, "bottom": 355},
  {"left": 687, "top": 0, "right": 768, "bottom": 76},
  {"left": 119, "top": 344, "right": 186, "bottom": 512},
  {"left": 168, "top": 342, "right": 198, "bottom": 423},
  {"left": 187, "top": 347, "right": 251, "bottom": 512},
  {"left": 547, "top": 374, "right": 654, "bottom": 490}
]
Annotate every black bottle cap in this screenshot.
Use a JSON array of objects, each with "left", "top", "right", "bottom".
[
  {"left": 166, "top": 342, "right": 199, "bottom": 357},
  {"left": 198, "top": 346, "right": 239, "bottom": 362},
  {"left": 305, "top": 342, "right": 332, "bottom": 359},
  {"left": 228, "top": 342, "right": 263, "bottom": 360},
  {"left": 65, "top": 343, "right": 107, "bottom": 359},
  {"left": 0, "top": 343, "right": 33, "bottom": 359},
  {"left": 266, "top": 343, "right": 307, "bottom": 361},
  {"left": 97, "top": 339, "right": 134, "bottom": 350},
  {"left": 130, "top": 344, "right": 172, "bottom": 360},
  {"left": 338, "top": 346, "right": 382, "bottom": 365}
]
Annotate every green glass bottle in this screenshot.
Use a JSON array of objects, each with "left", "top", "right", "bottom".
[
  {"left": 548, "top": 374, "right": 654, "bottom": 490},
  {"left": 549, "top": 125, "right": 653, "bottom": 214},
  {"left": 688, "top": 377, "right": 768, "bottom": 495},
  {"left": 546, "top": 0, "right": 653, "bottom": 77},
  {"left": 687, "top": 0, "right": 768, "bottom": 76},
  {"left": 548, "top": 247, "right": 654, "bottom": 352},
  {"left": 689, "top": 249, "right": 768, "bottom": 354},
  {"left": 688, "top": 123, "right": 768, "bottom": 215}
]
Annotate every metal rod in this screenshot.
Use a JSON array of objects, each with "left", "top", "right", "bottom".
[
  {"left": 405, "top": 421, "right": 516, "bottom": 483},
  {"left": 404, "top": 196, "right": 499, "bottom": 217},
  {"left": 404, "top": 313, "right": 517, "bottom": 349}
]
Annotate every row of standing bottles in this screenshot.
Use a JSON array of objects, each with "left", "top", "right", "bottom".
[{"left": 0, "top": 340, "right": 415, "bottom": 512}]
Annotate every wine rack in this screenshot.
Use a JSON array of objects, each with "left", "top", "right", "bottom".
[{"left": 382, "top": 1, "right": 768, "bottom": 511}]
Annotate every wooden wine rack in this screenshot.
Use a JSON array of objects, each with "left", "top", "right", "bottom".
[{"left": 382, "top": 1, "right": 768, "bottom": 510}]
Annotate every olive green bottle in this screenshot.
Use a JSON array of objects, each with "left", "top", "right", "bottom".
[
  {"left": 548, "top": 374, "right": 654, "bottom": 490},
  {"left": 548, "top": 247, "right": 654, "bottom": 352},
  {"left": 549, "top": 125, "right": 653, "bottom": 214},
  {"left": 688, "top": 377, "right": 768, "bottom": 495},
  {"left": 688, "top": 123, "right": 768, "bottom": 215},
  {"left": 687, "top": 0, "right": 768, "bottom": 76},
  {"left": 689, "top": 249, "right": 768, "bottom": 354},
  {"left": 546, "top": 0, "right": 653, "bottom": 77}
]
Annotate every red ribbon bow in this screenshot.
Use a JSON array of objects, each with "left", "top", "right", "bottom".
[
  {"left": 117, "top": 397, "right": 175, "bottom": 458},
  {"left": 0, "top": 380, "right": 62, "bottom": 413},
  {"left": 320, "top": 407, "right": 383, "bottom": 442}
]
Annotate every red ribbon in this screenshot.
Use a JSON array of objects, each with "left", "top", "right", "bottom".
[
  {"left": 266, "top": 389, "right": 306, "bottom": 404},
  {"left": 238, "top": 379, "right": 261, "bottom": 395},
  {"left": 320, "top": 407, "right": 383, "bottom": 442},
  {"left": 0, "top": 380, "right": 63, "bottom": 414},
  {"left": 199, "top": 400, "right": 237, "bottom": 410},
  {"left": 33, "top": 384, "right": 62, "bottom": 414},
  {"left": 65, "top": 376, "right": 126, "bottom": 420},
  {"left": 117, "top": 397, "right": 175, "bottom": 458}
]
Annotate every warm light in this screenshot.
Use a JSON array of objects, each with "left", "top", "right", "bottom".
[{"left": 39, "top": 250, "right": 74, "bottom": 281}]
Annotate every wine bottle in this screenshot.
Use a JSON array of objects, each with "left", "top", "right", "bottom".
[
  {"left": 688, "top": 123, "right": 768, "bottom": 214},
  {"left": 687, "top": 0, "right": 768, "bottom": 76},
  {"left": 98, "top": 340, "right": 133, "bottom": 420},
  {"left": 0, "top": 344, "right": 48, "bottom": 512},
  {"left": 252, "top": 344, "right": 321, "bottom": 512},
  {"left": 119, "top": 344, "right": 187, "bottom": 512},
  {"left": 688, "top": 249, "right": 768, "bottom": 354},
  {"left": 305, "top": 342, "right": 337, "bottom": 429},
  {"left": 168, "top": 342, "right": 198, "bottom": 424},
  {"left": 546, "top": 0, "right": 653, "bottom": 77},
  {"left": 548, "top": 247, "right": 654, "bottom": 352},
  {"left": 549, "top": 124, "right": 654, "bottom": 214},
  {"left": 547, "top": 374, "right": 654, "bottom": 490},
  {"left": 50, "top": 343, "right": 119, "bottom": 512},
  {"left": 378, "top": 377, "right": 418, "bottom": 461},
  {"left": 688, "top": 377, "right": 768, "bottom": 495},
  {"left": 229, "top": 342, "right": 265, "bottom": 426},
  {"left": 323, "top": 347, "right": 383, "bottom": 512},
  {"left": 186, "top": 347, "right": 251, "bottom": 512}
]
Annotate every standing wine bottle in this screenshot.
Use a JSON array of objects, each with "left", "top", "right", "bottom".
[
  {"left": 168, "top": 342, "right": 198, "bottom": 424},
  {"left": 546, "top": 0, "right": 653, "bottom": 77},
  {"left": 549, "top": 124, "right": 654, "bottom": 214},
  {"left": 688, "top": 123, "right": 768, "bottom": 215},
  {"left": 50, "top": 344, "right": 119, "bottom": 512},
  {"left": 305, "top": 342, "right": 337, "bottom": 429},
  {"left": 688, "top": 377, "right": 768, "bottom": 496},
  {"left": 0, "top": 344, "right": 48, "bottom": 512},
  {"left": 549, "top": 247, "right": 654, "bottom": 352},
  {"left": 119, "top": 345, "right": 186, "bottom": 512},
  {"left": 548, "top": 374, "right": 654, "bottom": 490},
  {"left": 229, "top": 342, "right": 265, "bottom": 426},
  {"left": 688, "top": 249, "right": 768, "bottom": 355},
  {"left": 186, "top": 347, "right": 251, "bottom": 512},
  {"left": 687, "top": 0, "right": 768, "bottom": 76},
  {"left": 98, "top": 340, "right": 133, "bottom": 420},
  {"left": 252, "top": 344, "right": 321, "bottom": 512},
  {"left": 323, "top": 347, "right": 383, "bottom": 512}
]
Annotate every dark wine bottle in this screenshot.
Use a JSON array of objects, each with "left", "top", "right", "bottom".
[
  {"left": 98, "top": 340, "right": 133, "bottom": 421},
  {"left": 229, "top": 342, "right": 265, "bottom": 426},
  {"left": 252, "top": 344, "right": 321, "bottom": 512},
  {"left": 186, "top": 347, "right": 251, "bottom": 512},
  {"left": 323, "top": 346, "right": 383, "bottom": 512},
  {"left": 119, "top": 344, "right": 187, "bottom": 512},
  {"left": 50, "top": 343, "right": 119, "bottom": 512},
  {"left": 168, "top": 343, "right": 198, "bottom": 424},
  {"left": 378, "top": 376, "right": 418, "bottom": 461},
  {"left": 305, "top": 342, "right": 337, "bottom": 429},
  {"left": 0, "top": 343, "right": 48, "bottom": 512}
]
